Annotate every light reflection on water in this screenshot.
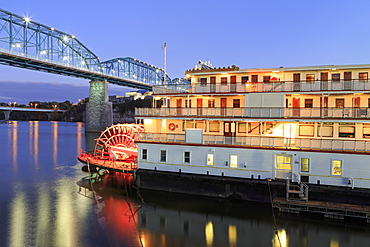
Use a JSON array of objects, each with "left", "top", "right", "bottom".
[{"left": 1, "top": 121, "right": 370, "bottom": 247}]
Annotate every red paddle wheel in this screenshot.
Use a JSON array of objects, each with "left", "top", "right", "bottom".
[{"left": 78, "top": 124, "right": 144, "bottom": 171}]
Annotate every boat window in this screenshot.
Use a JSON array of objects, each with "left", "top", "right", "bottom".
[
  {"left": 306, "top": 74, "right": 315, "bottom": 83},
  {"left": 209, "top": 121, "right": 220, "bottom": 132},
  {"left": 184, "top": 151, "right": 190, "bottom": 163},
  {"left": 275, "top": 155, "right": 292, "bottom": 170},
  {"left": 331, "top": 160, "right": 342, "bottom": 176},
  {"left": 363, "top": 125, "right": 370, "bottom": 138},
  {"left": 263, "top": 76, "right": 271, "bottom": 83},
  {"left": 317, "top": 123, "right": 333, "bottom": 137},
  {"left": 304, "top": 99, "right": 313, "bottom": 108},
  {"left": 359, "top": 72, "right": 368, "bottom": 81},
  {"left": 335, "top": 98, "right": 345, "bottom": 108},
  {"left": 230, "top": 155, "right": 238, "bottom": 168},
  {"left": 208, "top": 99, "right": 215, "bottom": 108},
  {"left": 301, "top": 158, "right": 309, "bottom": 172},
  {"left": 200, "top": 78, "right": 207, "bottom": 86},
  {"left": 339, "top": 125, "right": 355, "bottom": 138},
  {"left": 241, "top": 76, "right": 249, "bottom": 84},
  {"left": 331, "top": 73, "right": 340, "bottom": 82},
  {"left": 195, "top": 121, "right": 206, "bottom": 131},
  {"left": 207, "top": 153, "right": 214, "bottom": 166},
  {"left": 142, "top": 149, "right": 147, "bottom": 160},
  {"left": 233, "top": 99, "right": 240, "bottom": 108},
  {"left": 238, "top": 122, "right": 247, "bottom": 133},
  {"left": 221, "top": 77, "right": 228, "bottom": 85},
  {"left": 160, "top": 150, "right": 167, "bottom": 162}
]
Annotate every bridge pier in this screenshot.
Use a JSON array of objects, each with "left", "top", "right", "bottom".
[
  {"left": 85, "top": 80, "right": 113, "bottom": 132},
  {"left": 2, "top": 110, "right": 11, "bottom": 121}
]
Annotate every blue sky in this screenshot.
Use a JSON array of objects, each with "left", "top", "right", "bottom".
[{"left": 2, "top": 0, "right": 370, "bottom": 104}]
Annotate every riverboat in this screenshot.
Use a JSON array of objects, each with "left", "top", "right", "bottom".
[
  {"left": 78, "top": 124, "right": 143, "bottom": 172},
  {"left": 135, "top": 62, "right": 370, "bottom": 191}
]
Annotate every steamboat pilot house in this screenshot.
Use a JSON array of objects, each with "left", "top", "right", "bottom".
[{"left": 135, "top": 63, "right": 370, "bottom": 189}]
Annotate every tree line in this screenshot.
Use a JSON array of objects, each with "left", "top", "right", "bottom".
[{"left": 0, "top": 97, "right": 157, "bottom": 122}]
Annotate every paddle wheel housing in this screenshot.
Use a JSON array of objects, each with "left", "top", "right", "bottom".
[{"left": 78, "top": 124, "right": 144, "bottom": 171}]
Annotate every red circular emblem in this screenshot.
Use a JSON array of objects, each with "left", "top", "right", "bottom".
[{"left": 168, "top": 123, "right": 176, "bottom": 131}]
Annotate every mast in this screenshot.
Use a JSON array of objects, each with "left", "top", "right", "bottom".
[{"left": 163, "top": 42, "right": 167, "bottom": 85}]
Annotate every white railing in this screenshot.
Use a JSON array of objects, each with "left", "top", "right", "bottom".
[
  {"left": 137, "top": 133, "right": 370, "bottom": 153},
  {"left": 135, "top": 107, "right": 370, "bottom": 119},
  {"left": 152, "top": 80, "right": 370, "bottom": 94}
]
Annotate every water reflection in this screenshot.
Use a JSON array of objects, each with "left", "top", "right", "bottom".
[
  {"left": 52, "top": 121, "right": 58, "bottom": 166},
  {"left": 77, "top": 173, "right": 141, "bottom": 246},
  {"left": 9, "top": 121, "right": 18, "bottom": 171},
  {"left": 9, "top": 186, "right": 26, "bottom": 247},
  {"left": 76, "top": 122, "right": 83, "bottom": 155},
  {"left": 28, "top": 121, "right": 39, "bottom": 168},
  {"left": 77, "top": 172, "right": 370, "bottom": 247}
]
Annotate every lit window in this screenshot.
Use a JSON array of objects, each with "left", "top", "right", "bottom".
[
  {"left": 184, "top": 151, "right": 190, "bottom": 163},
  {"left": 238, "top": 122, "right": 247, "bottom": 133},
  {"left": 160, "top": 150, "right": 166, "bottom": 162},
  {"left": 209, "top": 121, "right": 220, "bottom": 132},
  {"left": 359, "top": 72, "right": 368, "bottom": 81},
  {"left": 306, "top": 74, "right": 315, "bottom": 83},
  {"left": 301, "top": 158, "right": 309, "bottom": 172},
  {"left": 230, "top": 155, "right": 238, "bottom": 168},
  {"left": 331, "top": 160, "right": 342, "bottom": 176},
  {"left": 142, "top": 149, "right": 147, "bottom": 160},
  {"left": 276, "top": 155, "right": 291, "bottom": 170},
  {"left": 207, "top": 153, "right": 214, "bottom": 166},
  {"left": 339, "top": 125, "right": 355, "bottom": 138}
]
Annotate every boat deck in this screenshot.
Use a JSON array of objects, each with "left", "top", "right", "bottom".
[{"left": 273, "top": 197, "right": 370, "bottom": 222}]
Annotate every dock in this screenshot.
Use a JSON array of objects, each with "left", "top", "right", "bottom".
[{"left": 273, "top": 197, "right": 370, "bottom": 223}]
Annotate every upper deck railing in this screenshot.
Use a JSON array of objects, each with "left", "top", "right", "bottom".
[
  {"left": 136, "top": 107, "right": 370, "bottom": 120},
  {"left": 137, "top": 133, "right": 370, "bottom": 154},
  {"left": 153, "top": 79, "right": 370, "bottom": 94}
]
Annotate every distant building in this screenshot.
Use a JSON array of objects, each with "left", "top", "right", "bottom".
[{"left": 109, "top": 90, "right": 152, "bottom": 123}]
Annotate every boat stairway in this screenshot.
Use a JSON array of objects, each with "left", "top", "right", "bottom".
[{"left": 286, "top": 179, "right": 309, "bottom": 202}]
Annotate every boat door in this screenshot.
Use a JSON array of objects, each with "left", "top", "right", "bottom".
[
  {"left": 224, "top": 121, "right": 236, "bottom": 144},
  {"left": 293, "top": 73, "right": 300, "bottom": 91},
  {"left": 344, "top": 72, "right": 352, "bottom": 90},
  {"left": 230, "top": 75, "right": 237, "bottom": 92},
  {"left": 197, "top": 98, "right": 203, "bottom": 116},
  {"left": 210, "top": 76, "right": 216, "bottom": 92},
  {"left": 176, "top": 99, "right": 182, "bottom": 115},
  {"left": 224, "top": 122, "right": 236, "bottom": 137},
  {"left": 221, "top": 98, "right": 227, "bottom": 116},
  {"left": 274, "top": 154, "right": 292, "bottom": 179},
  {"left": 320, "top": 96, "right": 328, "bottom": 117},
  {"left": 292, "top": 97, "right": 300, "bottom": 117},
  {"left": 320, "top": 72, "right": 328, "bottom": 90}
]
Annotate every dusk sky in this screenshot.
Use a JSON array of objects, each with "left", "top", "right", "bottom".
[{"left": 2, "top": 0, "right": 370, "bottom": 104}]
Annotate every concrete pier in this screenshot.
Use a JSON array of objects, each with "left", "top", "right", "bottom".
[
  {"left": 85, "top": 80, "right": 113, "bottom": 132},
  {"left": 2, "top": 110, "right": 10, "bottom": 121}
]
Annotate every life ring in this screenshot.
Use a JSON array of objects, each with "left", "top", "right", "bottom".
[{"left": 168, "top": 123, "right": 176, "bottom": 131}]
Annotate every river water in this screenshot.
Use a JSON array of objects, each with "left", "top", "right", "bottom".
[{"left": 0, "top": 121, "right": 370, "bottom": 247}]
